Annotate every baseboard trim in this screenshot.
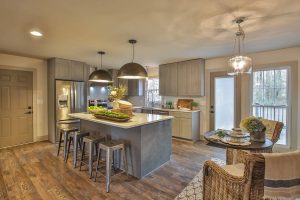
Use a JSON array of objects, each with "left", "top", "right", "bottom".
[{"left": 35, "top": 135, "right": 49, "bottom": 142}]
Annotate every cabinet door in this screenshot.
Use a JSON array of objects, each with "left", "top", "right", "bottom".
[
  {"left": 70, "top": 61, "right": 85, "bottom": 81},
  {"left": 180, "top": 118, "right": 192, "bottom": 139},
  {"left": 166, "top": 63, "right": 178, "bottom": 96},
  {"left": 159, "top": 65, "right": 167, "bottom": 96},
  {"left": 54, "top": 58, "right": 71, "bottom": 80},
  {"left": 172, "top": 117, "right": 180, "bottom": 137},
  {"left": 178, "top": 59, "right": 205, "bottom": 96},
  {"left": 178, "top": 61, "right": 188, "bottom": 96}
]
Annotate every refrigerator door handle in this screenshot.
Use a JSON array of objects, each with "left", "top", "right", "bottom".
[{"left": 70, "top": 82, "right": 75, "bottom": 113}]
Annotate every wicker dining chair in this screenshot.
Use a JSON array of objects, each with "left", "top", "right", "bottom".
[
  {"left": 203, "top": 153, "right": 265, "bottom": 200},
  {"left": 226, "top": 119, "right": 284, "bottom": 165}
]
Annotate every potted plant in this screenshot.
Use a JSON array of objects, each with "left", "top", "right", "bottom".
[
  {"left": 191, "top": 101, "right": 199, "bottom": 110},
  {"left": 107, "top": 85, "right": 127, "bottom": 109},
  {"left": 240, "top": 116, "right": 266, "bottom": 142}
]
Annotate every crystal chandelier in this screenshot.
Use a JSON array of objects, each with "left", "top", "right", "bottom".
[{"left": 228, "top": 17, "right": 252, "bottom": 75}]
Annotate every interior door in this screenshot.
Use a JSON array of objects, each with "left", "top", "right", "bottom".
[
  {"left": 210, "top": 71, "right": 241, "bottom": 130},
  {"left": 0, "top": 69, "right": 33, "bottom": 148}
]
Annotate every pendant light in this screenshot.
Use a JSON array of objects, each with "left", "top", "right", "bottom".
[
  {"left": 89, "top": 51, "right": 113, "bottom": 83},
  {"left": 228, "top": 17, "right": 252, "bottom": 75},
  {"left": 117, "top": 39, "right": 148, "bottom": 79}
]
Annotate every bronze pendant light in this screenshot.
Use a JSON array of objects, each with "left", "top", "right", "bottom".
[
  {"left": 117, "top": 39, "right": 148, "bottom": 79},
  {"left": 89, "top": 51, "right": 113, "bottom": 83}
]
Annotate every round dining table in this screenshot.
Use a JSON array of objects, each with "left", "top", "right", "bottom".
[{"left": 204, "top": 130, "right": 274, "bottom": 164}]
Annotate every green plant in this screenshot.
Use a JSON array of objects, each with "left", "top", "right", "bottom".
[
  {"left": 107, "top": 85, "right": 127, "bottom": 102},
  {"left": 240, "top": 116, "right": 266, "bottom": 133},
  {"left": 191, "top": 101, "right": 199, "bottom": 108}
]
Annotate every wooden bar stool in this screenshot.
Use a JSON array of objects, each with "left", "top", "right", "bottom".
[
  {"left": 57, "top": 127, "right": 79, "bottom": 161},
  {"left": 79, "top": 135, "right": 106, "bottom": 178},
  {"left": 65, "top": 131, "right": 90, "bottom": 167},
  {"left": 94, "top": 140, "right": 128, "bottom": 192}
]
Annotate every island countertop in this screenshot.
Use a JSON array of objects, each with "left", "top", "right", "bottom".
[{"left": 68, "top": 112, "right": 173, "bottom": 129}]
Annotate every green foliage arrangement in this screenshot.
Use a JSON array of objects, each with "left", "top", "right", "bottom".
[
  {"left": 96, "top": 110, "right": 129, "bottom": 119},
  {"left": 240, "top": 116, "right": 266, "bottom": 133},
  {"left": 107, "top": 85, "right": 127, "bottom": 102},
  {"left": 191, "top": 101, "right": 199, "bottom": 108},
  {"left": 88, "top": 106, "right": 107, "bottom": 114}
]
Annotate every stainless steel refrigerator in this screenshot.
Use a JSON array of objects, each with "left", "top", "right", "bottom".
[{"left": 55, "top": 80, "right": 86, "bottom": 141}]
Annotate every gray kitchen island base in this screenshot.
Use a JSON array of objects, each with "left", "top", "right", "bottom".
[{"left": 80, "top": 118, "right": 172, "bottom": 179}]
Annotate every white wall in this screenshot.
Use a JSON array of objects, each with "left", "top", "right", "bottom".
[
  {"left": 0, "top": 53, "right": 48, "bottom": 141},
  {"left": 205, "top": 47, "right": 300, "bottom": 150}
]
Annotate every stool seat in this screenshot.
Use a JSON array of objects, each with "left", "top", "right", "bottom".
[
  {"left": 60, "top": 127, "right": 79, "bottom": 133},
  {"left": 99, "top": 140, "right": 124, "bottom": 150}
]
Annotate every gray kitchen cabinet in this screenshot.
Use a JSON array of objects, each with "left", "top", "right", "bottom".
[
  {"left": 128, "top": 79, "right": 144, "bottom": 96},
  {"left": 178, "top": 59, "right": 205, "bottom": 96},
  {"left": 54, "top": 58, "right": 71, "bottom": 80},
  {"left": 50, "top": 58, "right": 86, "bottom": 81},
  {"left": 159, "top": 63, "right": 178, "bottom": 96},
  {"left": 172, "top": 117, "right": 181, "bottom": 137},
  {"left": 159, "top": 58, "right": 205, "bottom": 97},
  {"left": 169, "top": 111, "right": 200, "bottom": 141}
]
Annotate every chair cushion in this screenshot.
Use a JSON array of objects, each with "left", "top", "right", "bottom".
[{"left": 221, "top": 163, "right": 245, "bottom": 177}]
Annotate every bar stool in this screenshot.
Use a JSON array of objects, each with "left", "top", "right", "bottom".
[
  {"left": 94, "top": 140, "right": 128, "bottom": 192},
  {"left": 79, "top": 135, "right": 106, "bottom": 178},
  {"left": 57, "top": 127, "right": 79, "bottom": 161},
  {"left": 65, "top": 131, "right": 90, "bottom": 167}
]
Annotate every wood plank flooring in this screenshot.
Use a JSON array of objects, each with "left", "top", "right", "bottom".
[{"left": 0, "top": 139, "right": 225, "bottom": 200}]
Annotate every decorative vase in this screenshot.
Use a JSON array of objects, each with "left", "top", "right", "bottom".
[
  {"left": 250, "top": 131, "right": 266, "bottom": 143},
  {"left": 112, "top": 100, "right": 120, "bottom": 110}
]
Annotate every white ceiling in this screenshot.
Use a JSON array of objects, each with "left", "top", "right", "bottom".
[{"left": 1, "top": 0, "right": 300, "bottom": 68}]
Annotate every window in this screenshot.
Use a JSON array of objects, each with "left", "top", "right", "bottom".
[
  {"left": 145, "top": 78, "right": 161, "bottom": 107},
  {"left": 251, "top": 67, "right": 290, "bottom": 146}
]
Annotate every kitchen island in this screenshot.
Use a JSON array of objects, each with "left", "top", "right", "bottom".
[{"left": 69, "top": 112, "right": 173, "bottom": 179}]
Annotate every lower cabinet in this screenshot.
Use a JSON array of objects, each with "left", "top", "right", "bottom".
[{"left": 170, "top": 111, "right": 200, "bottom": 141}]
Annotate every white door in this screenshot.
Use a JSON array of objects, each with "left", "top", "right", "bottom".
[
  {"left": 210, "top": 72, "right": 241, "bottom": 130},
  {"left": 0, "top": 69, "right": 33, "bottom": 148}
]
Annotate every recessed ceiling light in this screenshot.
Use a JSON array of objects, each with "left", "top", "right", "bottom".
[{"left": 30, "top": 30, "right": 43, "bottom": 37}]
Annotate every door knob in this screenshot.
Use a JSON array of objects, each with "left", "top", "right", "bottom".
[{"left": 24, "top": 111, "right": 32, "bottom": 114}]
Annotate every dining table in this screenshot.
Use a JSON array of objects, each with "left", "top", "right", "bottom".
[{"left": 204, "top": 130, "right": 274, "bottom": 164}]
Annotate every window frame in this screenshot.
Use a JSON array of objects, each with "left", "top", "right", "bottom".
[
  {"left": 145, "top": 77, "right": 161, "bottom": 107},
  {"left": 250, "top": 65, "right": 292, "bottom": 148}
]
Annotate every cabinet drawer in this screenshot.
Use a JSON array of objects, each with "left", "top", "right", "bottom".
[{"left": 169, "top": 111, "right": 192, "bottom": 119}]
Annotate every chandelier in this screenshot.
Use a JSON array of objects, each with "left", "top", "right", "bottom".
[{"left": 228, "top": 17, "right": 252, "bottom": 75}]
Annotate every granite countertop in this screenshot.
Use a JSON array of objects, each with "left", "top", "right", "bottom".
[
  {"left": 133, "top": 106, "right": 201, "bottom": 113},
  {"left": 69, "top": 113, "right": 173, "bottom": 129}
]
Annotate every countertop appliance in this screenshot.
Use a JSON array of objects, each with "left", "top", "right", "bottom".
[{"left": 55, "top": 80, "right": 86, "bottom": 141}]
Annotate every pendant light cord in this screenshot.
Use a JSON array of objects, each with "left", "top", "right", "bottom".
[
  {"left": 132, "top": 43, "right": 135, "bottom": 63},
  {"left": 100, "top": 53, "right": 103, "bottom": 69}
]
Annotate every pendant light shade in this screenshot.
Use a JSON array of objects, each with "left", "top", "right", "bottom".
[
  {"left": 228, "top": 17, "right": 252, "bottom": 76},
  {"left": 118, "top": 39, "right": 148, "bottom": 79},
  {"left": 89, "top": 51, "right": 113, "bottom": 83}
]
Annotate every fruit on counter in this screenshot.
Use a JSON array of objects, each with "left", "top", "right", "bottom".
[
  {"left": 95, "top": 110, "right": 129, "bottom": 119},
  {"left": 88, "top": 106, "right": 107, "bottom": 113}
]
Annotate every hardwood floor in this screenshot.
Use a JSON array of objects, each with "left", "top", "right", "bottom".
[{"left": 0, "top": 139, "right": 225, "bottom": 200}]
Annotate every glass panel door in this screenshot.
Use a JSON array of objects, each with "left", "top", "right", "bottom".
[
  {"left": 210, "top": 71, "right": 241, "bottom": 130},
  {"left": 251, "top": 68, "right": 290, "bottom": 146},
  {"left": 214, "top": 77, "right": 235, "bottom": 130}
]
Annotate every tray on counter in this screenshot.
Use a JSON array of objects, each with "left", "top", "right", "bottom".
[{"left": 93, "top": 114, "right": 130, "bottom": 122}]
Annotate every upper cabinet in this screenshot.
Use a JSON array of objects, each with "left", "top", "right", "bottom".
[
  {"left": 159, "top": 59, "right": 205, "bottom": 97},
  {"left": 49, "top": 58, "right": 86, "bottom": 81},
  {"left": 178, "top": 59, "right": 205, "bottom": 96},
  {"left": 159, "top": 63, "right": 178, "bottom": 96}
]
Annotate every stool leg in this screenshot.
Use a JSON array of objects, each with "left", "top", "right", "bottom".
[
  {"left": 73, "top": 134, "right": 78, "bottom": 168},
  {"left": 63, "top": 131, "right": 68, "bottom": 162},
  {"left": 79, "top": 142, "right": 86, "bottom": 171},
  {"left": 57, "top": 131, "right": 63, "bottom": 156},
  {"left": 122, "top": 147, "right": 128, "bottom": 176},
  {"left": 94, "top": 147, "right": 102, "bottom": 182},
  {"left": 106, "top": 148, "right": 113, "bottom": 193},
  {"left": 65, "top": 137, "right": 72, "bottom": 162},
  {"left": 88, "top": 142, "right": 93, "bottom": 179}
]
